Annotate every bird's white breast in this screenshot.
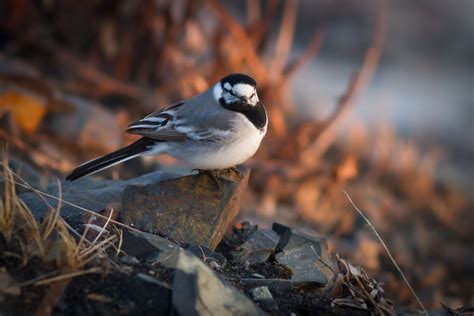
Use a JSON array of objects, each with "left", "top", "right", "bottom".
[{"left": 177, "top": 113, "right": 266, "bottom": 170}]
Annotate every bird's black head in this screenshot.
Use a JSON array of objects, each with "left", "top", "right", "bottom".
[
  {"left": 213, "top": 73, "right": 267, "bottom": 130},
  {"left": 214, "top": 73, "right": 259, "bottom": 107}
]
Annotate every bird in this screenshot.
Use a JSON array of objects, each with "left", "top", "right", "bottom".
[{"left": 65, "top": 73, "right": 268, "bottom": 181}]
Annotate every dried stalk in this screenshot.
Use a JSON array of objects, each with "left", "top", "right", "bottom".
[
  {"left": 343, "top": 191, "right": 427, "bottom": 314},
  {"left": 2, "top": 175, "right": 142, "bottom": 233}
]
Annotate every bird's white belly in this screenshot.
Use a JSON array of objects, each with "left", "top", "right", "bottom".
[
  {"left": 187, "top": 133, "right": 263, "bottom": 169},
  {"left": 172, "top": 114, "right": 266, "bottom": 169}
]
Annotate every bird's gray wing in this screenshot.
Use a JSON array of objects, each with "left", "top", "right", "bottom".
[
  {"left": 126, "top": 97, "right": 235, "bottom": 142},
  {"left": 126, "top": 101, "right": 188, "bottom": 141}
]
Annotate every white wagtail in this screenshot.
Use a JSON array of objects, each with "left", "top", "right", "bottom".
[{"left": 66, "top": 73, "right": 268, "bottom": 181}]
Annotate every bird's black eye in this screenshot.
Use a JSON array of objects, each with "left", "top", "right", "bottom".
[{"left": 250, "top": 93, "right": 255, "bottom": 99}]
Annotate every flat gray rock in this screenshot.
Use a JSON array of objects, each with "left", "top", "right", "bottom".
[
  {"left": 121, "top": 230, "right": 182, "bottom": 268},
  {"left": 250, "top": 286, "right": 277, "bottom": 312},
  {"left": 274, "top": 224, "right": 334, "bottom": 287},
  {"left": 19, "top": 170, "right": 183, "bottom": 222},
  {"left": 232, "top": 229, "right": 280, "bottom": 265},
  {"left": 173, "top": 251, "right": 264, "bottom": 316}
]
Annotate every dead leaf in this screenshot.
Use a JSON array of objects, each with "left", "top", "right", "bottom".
[{"left": 0, "top": 89, "right": 47, "bottom": 133}]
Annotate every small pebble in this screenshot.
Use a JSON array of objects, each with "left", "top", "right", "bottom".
[
  {"left": 251, "top": 273, "right": 265, "bottom": 279},
  {"left": 120, "top": 255, "right": 140, "bottom": 265},
  {"left": 250, "top": 286, "right": 273, "bottom": 301}
]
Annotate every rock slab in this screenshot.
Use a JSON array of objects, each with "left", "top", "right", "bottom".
[
  {"left": 121, "top": 230, "right": 182, "bottom": 268},
  {"left": 273, "top": 223, "right": 334, "bottom": 287},
  {"left": 19, "top": 171, "right": 181, "bottom": 222},
  {"left": 172, "top": 251, "right": 263, "bottom": 316},
  {"left": 232, "top": 229, "right": 280, "bottom": 265},
  {"left": 122, "top": 168, "right": 250, "bottom": 250}
]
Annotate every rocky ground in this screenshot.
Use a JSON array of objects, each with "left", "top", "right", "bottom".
[{"left": 2, "top": 166, "right": 469, "bottom": 315}]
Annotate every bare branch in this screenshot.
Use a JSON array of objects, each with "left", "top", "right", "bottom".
[
  {"left": 299, "top": 1, "right": 387, "bottom": 168},
  {"left": 269, "top": 0, "right": 298, "bottom": 81},
  {"left": 206, "top": 0, "right": 267, "bottom": 82},
  {"left": 283, "top": 30, "right": 325, "bottom": 84}
]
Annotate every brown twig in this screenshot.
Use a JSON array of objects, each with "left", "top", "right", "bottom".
[
  {"left": 246, "top": 0, "right": 261, "bottom": 26},
  {"left": 283, "top": 30, "right": 325, "bottom": 84},
  {"left": 269, "top": 0, "right": 298, "bottom": 81},
  {"left": 298, "top": 0, "right": 386, "bottom": 169},
  {"left": 32, "top": 272, "right": 71, "bottom": 316}
]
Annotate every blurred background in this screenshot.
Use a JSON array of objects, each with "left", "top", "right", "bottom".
[{"left": 0, "top": 0, "right": 472, "bottom": 309}]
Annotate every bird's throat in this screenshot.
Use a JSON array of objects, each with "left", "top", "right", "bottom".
[{"left": 220, "top": 99, "right": 267, "bottom": 131}]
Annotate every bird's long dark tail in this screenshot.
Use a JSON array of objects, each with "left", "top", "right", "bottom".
[{"left": 66, "top": 138, "right": 155, "bottom": 181}]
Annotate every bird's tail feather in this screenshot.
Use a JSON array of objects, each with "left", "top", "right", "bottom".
[{"left": 66, "top": 138, "right": 155, "bottom": 181}]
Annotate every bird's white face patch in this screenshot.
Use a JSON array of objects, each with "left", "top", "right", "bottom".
[
  {"left": 213, "top": 83, "right": 223, "bottom": 101},
  {"left": 233, "top": 83, "right": 258, "bottom": 105},
  {"left": 215, "top": 81, "right": 259, "bottom": 106},
  {"left": 232, "top": 83, "right": 255, "bottom": 99}
]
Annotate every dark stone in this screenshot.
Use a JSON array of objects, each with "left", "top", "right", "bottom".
[
  {"left": 274, "top": 227, "right": 334, "bottom": 287},
  {"left": 186, "top": 244, "right": 227, "bottom": 268},
  {"left": 272, "top": 222, "right": 292, "bottom": 252},
  {"left": 232, "top": 229, "right": 280, "bottom": 265},
  {"left": 172, "top": 251, "right": 263, "bottom": 315},
  {"left": 122, "top": 168, "right": 250, "bottom": 250},
  {"left": 121, "top": 230, "right": 181, "bottom": 268},
  {"left": 19, "top": 170, "right": 183, "bottom": 222},
  {"left": 120, "top": 255, "right": 140, "bottom": 265},
  {"left": 7, "top": 156, "right": 49, "bottom": 193},
  {"left": 250, "top": 286, "right": 278, "bottom": 312}
]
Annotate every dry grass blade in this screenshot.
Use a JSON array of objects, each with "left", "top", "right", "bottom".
[
  {"left": 33, "top": 275, "right": 71, "bottom": 316},
  {"left": 1, "top": 156, "right": 46, "bottom": 261},
  {"left": 79, "top": 234, "right": 116, "bottom": 261},
  {"left": 343, "top": 191, "right": 427, "bottom": 315},
  {"left": 2, "top": 174, "right": 142, "bottom": 233},
  {"left": 1, "top": 149, "right": 15, "bottom": 240},
  {"left": 33, "top": 267, "right": 102, "bottom": 286},
  {"left": 91, "top": 208, "right": 114, "bottom": 244},
  {"left": 0, "top": 155, "right": 107, "bottom": 316},
  {"left": 42, "top": 179, "right": 62, "bottom": 240}
]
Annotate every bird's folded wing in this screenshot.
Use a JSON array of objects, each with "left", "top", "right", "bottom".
[
  {"left": 126, "top": 101, "right": 188, "bottom": 141},
  {"left": 126, "top": 100, "right": 234, "bottom": 142}
]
